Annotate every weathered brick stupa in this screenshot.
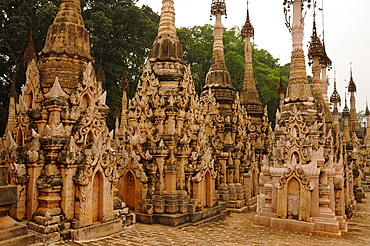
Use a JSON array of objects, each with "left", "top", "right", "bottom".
[
  {"left": 0, "top": 0, "right": 133, "bottom": 242},
  {"left": 116, "top": 0, "right": 228, "bottom": 226},
  {"left": 254, "top": 0, "right": 349, "bottom": 236}
]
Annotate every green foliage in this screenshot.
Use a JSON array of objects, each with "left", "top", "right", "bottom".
[
  {"left": 0, "top": 0, "right": 59, "bottom": 135},
  {"left": 0, "top": 0, "right": 158, "bottom": 133},
  {"left": 178, "top": 25, "right": 289, "bottom": 124},
  {"left": 84, "top": 1, "right": 158, "bottom": 129}
]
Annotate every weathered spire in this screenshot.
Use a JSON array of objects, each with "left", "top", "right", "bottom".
[
  {"left": 348, "top": 65, "right": 356, "bottom": 93},
  {"left": 284, "top": 0, "right": 313, "bottom": 102},
  {"left": 22, "top": 20, "right": 37, "bottom": 67},
  {"left": 343, "top": 87, "right": 349, "bottom": 117},
  {"left": 343, "top": 87, "right": 350, "bottom": 141},
  {"left": 203, "top": 0, "right": 235, "bottom": 116},
  {"left": 240, "top": 2, "right": 262, "bottom": 118},
  {"left": 330, "top": 70, "right": 341, "bottom": 132},
  {"left": 41, "top": 0, "right": 91, "bottom": 60},
  {"left": 118, "top": 69, "right": 129, "bottom": 139},
  {"left": 365, "top": 99, "right": 370, "bottom": 147},
  {"left": 38, "top": 0, "right": 92, "bottom": 94},
  {"left": 308, "top": 8, "right": 330, "bottom": 119},
  {"left": 347, "top": 65, "right": 361, "bottom": 137},
  {"left": 277, "top": 76, "right": 286, "bottom": 109},
  {"left": 205, "top": 0, "right": 232, "bottom": 88},
  {"left": 150, "top": 0, "right": 182, "bottom": 61},
  {"left": 330, "top": 71, "right": 341, "bottom": 106}
]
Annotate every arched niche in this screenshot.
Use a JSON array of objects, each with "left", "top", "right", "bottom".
[
  {"left": 123, "top": 171, "right": 136, "bottom": 210},
  {"left": 277, "top": 169, "right": 311, "bottom": 221},
  {"left": 25, "top": 92, "right": 33, "bottom": 109},
  {"left": 15, "top": 128, "right": 23, "bottom": 146},
  {"left": 86, "top": 130, "right": 94, "bottom": 145},
  {"left": 81, "top": 93, "right": 90, "bottom": 109},
  {"left": 118, "top": 169, "right": 143, "bottom": 212},
  {"left": 204, "top": 171, "right": 212, "bottom": 207}
]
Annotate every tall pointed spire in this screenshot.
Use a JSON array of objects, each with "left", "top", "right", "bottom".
[
  {"left": 308, "top": 5, "right": 331, "bottom": 119},
  {"left": 22, "top": 20, "right": 37, "bottom": 68},
  {"left": 203, "top": 0, "right": 235, "bottom": 116},
  {"left": 240, "top": 1, "right": 263, "bottom": 118},
  {"left": 365, "top": 98, "right": 370, "bottom": 147},
  {"left": 38, "top": 0, "right": 92, "bottom": 94},
  {"left": 343, "top": 86, "right": 350, "bottom": 141},
  {"left": 347, "top": 65, "right": 361, "bottom": 137},
  {"left": 330, "top": 70, "right": 341, "bottom": 133},
  {"left": 277, "top": 76, "right": 286, "bottom": 109},
  {"left": 319, "top": 0, "right": 332, "bottom": 106},
  {"left": 150, "top": 0, "right": 182, "bottom": 61},
  {"left": 205, "top": 0, "right": 232, "bottom": 88},
  {"left": 284, "top": 0, "right": 313, "bottom": 102}
]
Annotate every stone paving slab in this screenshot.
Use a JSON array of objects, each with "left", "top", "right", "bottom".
[{"left": 38, "top": 193, "right": 370, "bottom": 246}]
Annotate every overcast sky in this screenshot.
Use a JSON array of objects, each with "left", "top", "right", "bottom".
[{"left": 137, "top": 0, "right": 370, "bottom": 113}]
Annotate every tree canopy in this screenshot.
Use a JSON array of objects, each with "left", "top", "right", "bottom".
[
  {"left": 178, "top": 24, "right": 289, "bottom": 123},
  {"left": 0, "top": 0, "right": 289, "bottom": 134},
  {"left": 0, "top": 0, "right": 158, "bottom": 133}
]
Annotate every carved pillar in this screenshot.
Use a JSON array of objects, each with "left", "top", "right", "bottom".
[
  {"left": 309, "top": 174, "right": 319, "bottom": 218},
  {"left": 60, "top": 164, "right": 77, "bottom": 219},
  {"left": 270, "top": 168, "right": 282, "bottom": 214},
  {"left": 327, "top": 168, "right": 336, "bottom": 213},
  {"left": 26, "top": 163, "right": 43, "bottom": 220}
]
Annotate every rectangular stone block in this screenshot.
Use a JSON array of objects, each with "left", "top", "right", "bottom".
[
  {"left": 179, "top": 204, "right": 188, "bottom": 214},
  {"left": 154, "top": 204, "right": 165, "bottom": 214},
  {"left": 70, "top": 219, "right": 123, "bottom": 241},
  {"left": 253, "top": 215, "right": 272, "bottom": 227},
  {"left": 27, "top": 221, "right": 60, "bottom": 234},
  {"left": 0, "top": 166, "right": 8, "bottom": 185},
  {"left": 0, "top": 186, "right": 18, "bottom": 206},
  {"left": 270, "top": 217, "right": 314, "bottom": 233},
  {"left": 34, "top": 215, "right": 60, "bottom": 226},
  {"left": 0, "top": 224, "right": 27, "bottom": 241},
  {"left": 165, "top": 204, "right": 179, "bottom": 214}
]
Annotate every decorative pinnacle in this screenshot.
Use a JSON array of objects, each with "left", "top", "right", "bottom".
[
  {"left": 343, "top": 85, "right": 350, "bottom": 116},
  {"left": 242, "top": 1, "right": 254, "bottom": 38},
  {"left": 120, "top": 69, "right": 129, "bottom": 93},
  {"left": 211, "top": 0, "right": 227, "bottom": 17},
  {"left": 348, "top": 64, "right": 356, "bottom": 93},
  {"left": 308, "top": 7, "right": 324, "bottom": 62},
  {"left": 330, "top": 70, "right": 341, "bottom": 105},
  {"left": 277, "top": 77, "right": 286, "bottom": 95},
  {"left": 23, "top": 19, "right": 37, "bottom": 67},
  {"left": 366, "top": 98, "right": 370, "bottom": 117}
]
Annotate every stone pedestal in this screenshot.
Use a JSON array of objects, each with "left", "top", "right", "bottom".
[{"left": 0, "top": 166, "right": 35, "bottom": 245}]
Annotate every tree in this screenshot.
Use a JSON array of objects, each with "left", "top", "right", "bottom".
[
  {"left": 178, "top": 24, "right": 289, "bottom": 124},
  {"left": 0, "top": 0, "right": 59, "bottom": 135},
  {"left": 0, "top": 0, "right": 159, "bottom": 133}
]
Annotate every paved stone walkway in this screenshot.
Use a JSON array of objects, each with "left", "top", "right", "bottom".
[{"left": 46, "top": 194, "right": 370, "bottom": 246}]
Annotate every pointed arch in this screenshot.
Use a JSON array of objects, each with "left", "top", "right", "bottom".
[
  {"left": 122, "top": 170, "right": 136, "bottom": 210},
  {"left": 205, "top": 171, "right": 212, "bottom": 207},
  {"left": 82, "top": 93, "right": 90, "bottom": 109}
]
